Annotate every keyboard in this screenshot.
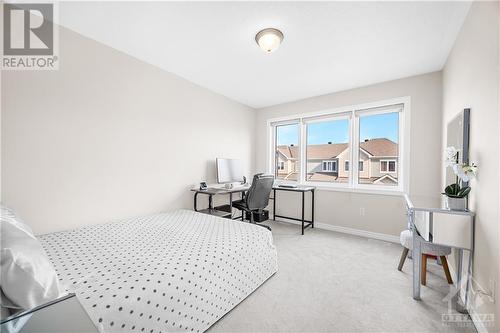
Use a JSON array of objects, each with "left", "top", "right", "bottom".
[{"left": 278, "top": 184, "right": 298, "bottom": 189}]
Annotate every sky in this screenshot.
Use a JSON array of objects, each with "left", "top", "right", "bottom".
[{"left": 277, "top": 112, "right": 399, "bottom": 145}]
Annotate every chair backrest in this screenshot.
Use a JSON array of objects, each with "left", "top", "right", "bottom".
[{"left": 245, "top": 174, "right": 275, "bottom": 211}]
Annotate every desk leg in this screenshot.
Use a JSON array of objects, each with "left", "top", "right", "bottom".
[
  {"left": 463, "top": 250, "right": 472, "bottom": 313},
  {"left": 229, "top": 192, "right": 233, "bottom": 219},
  {"left": 273, "top": 189, "right": 276, "bottom": 221},
  {"left": 301, "top": 191, "right": 305, "bottom": 235},
  {"left": 412, "top": 227, "right": 421, "bottom": 300},
  {"left": 456, "top": 249, "right": 464, "bottom": 310},
  {"left": 311, "top": 189, "right": 315, "bottom": 228},
  {"left": 194, "top": 192, "right": 199, "bottom": 212},
  {"left": 209, "top": 195, "right": 213, "bottom": 210}
]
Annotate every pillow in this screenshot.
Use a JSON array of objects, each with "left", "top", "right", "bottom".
[
  {"left": 0, "top": 209, "right": 62, "bottom": 311},
  {"left": 0, "top": 205, "right": 34, "bottom": 239}
]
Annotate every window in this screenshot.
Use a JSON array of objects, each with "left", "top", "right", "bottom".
[
  {"left": 269, "top": 100, "right": 406, "bottom": 192},
  {"left": 380, "top": 160, "right": 397, "bottom": 173},
  {"left": 274, "top": 123, "right": 300, "bottom": 181},
  {"left": 322, "top": 160, "right": 337, "bottom": 172},
  {"left": 305, "top": 117, "right": 349, "bottom": 183},
  {"left": 358, "top": 111, "right": 399, "bottom": 187}
]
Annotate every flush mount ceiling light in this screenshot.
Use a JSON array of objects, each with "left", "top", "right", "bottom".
[{"left": 255, "top": 28, "right": 284, "bottom": 53}]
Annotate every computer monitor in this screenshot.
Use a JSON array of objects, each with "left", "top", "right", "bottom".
[{"left": 216, "top": 158, "right": 244, "bottom": 184}]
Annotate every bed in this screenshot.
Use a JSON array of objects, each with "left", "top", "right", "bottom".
[{"left": 38, "top": 209, "right": 278, "bottom": 333}]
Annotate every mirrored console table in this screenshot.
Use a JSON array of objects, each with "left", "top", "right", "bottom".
[{"left": 404, "top": 194, "right": 475, "bottom": 313}]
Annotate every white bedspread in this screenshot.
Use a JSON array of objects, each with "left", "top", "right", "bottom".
[{"left": 38, "top": 209, "right": 278, "bottom": 333}]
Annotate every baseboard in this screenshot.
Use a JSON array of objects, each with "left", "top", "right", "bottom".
[{"left": 273, "top": 218, "right": 400, "bottom": 244}]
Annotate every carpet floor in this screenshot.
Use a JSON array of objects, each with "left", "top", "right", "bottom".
[{"left": 209, "top": 220, "right": 476, "bottom": 333}]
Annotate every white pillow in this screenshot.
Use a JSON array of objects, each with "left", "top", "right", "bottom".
[
  {"left": 0, "top": 208, "right": 62, "bottom": 310},
  {"left": 0, "top": 205, "right": 34, "bottom": 239}
]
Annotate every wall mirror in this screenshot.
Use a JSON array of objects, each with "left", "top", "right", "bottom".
[{"left": 445, "top": 108, "right": 470, "bottom": 186}]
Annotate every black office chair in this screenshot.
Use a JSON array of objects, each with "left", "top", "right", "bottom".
[{"left": 232, "top": 173, "right": 274, "bottom": 231}]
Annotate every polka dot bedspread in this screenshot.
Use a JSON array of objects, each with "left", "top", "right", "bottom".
[{"left": 38, "top": 209, "right": 278, "bottom": 333}]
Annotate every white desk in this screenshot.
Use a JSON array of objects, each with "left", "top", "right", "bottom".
[
  {"left": 271, "top": 185, "right": 315, "bottom": 235},
  {"left": 404, "top": 194, "right": 474, "bottom": 313},
  {"left": 191, "top": 185, "right": 250, "bottom": 219}
]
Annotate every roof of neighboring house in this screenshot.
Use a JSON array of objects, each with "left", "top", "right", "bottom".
[
  {"left": 373, "top": 174, "right": 398, "bottom": 184},
  {"left": 277, "top": 138, "right": 397, "bottom": 160},
  {"left": 277, "top": 145, "right": 299, "bottom": 159},
  {"left": 306, "top": 143, "right": 349, "bottom": 159},
  {"left": 360, "top": 138, "right": 398, "bottom": 157}
]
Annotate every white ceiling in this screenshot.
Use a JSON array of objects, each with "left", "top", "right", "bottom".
[{"left": 59, "top": 1, "right": 471, "bottom": 109}]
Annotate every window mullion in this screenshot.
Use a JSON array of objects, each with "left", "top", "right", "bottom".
[
  {"left": 299, "top": 120, "right": 306, "bottom": 184},
  {"left": 351, "top": 112, "right": 359, "bottom": 188}
]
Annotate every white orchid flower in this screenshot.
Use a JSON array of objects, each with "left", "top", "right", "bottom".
[
  {"left": 457, "top": 168, "right": 470, "bottom": 182},
  {"left": 445, "top": 146, "right": 458, "bottom": 158},
  {"left": 445, "top": 146, "right": 459, "bottom": 167},
  {"left": 462, "top": 163, "right": 478, "bottom": 179},
  {"left": 453, "top": 163, "right": 477, "bottom": 182}
]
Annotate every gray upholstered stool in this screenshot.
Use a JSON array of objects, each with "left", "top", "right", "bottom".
[{"left": 398, "top": 230, "right": 453, "bottom": 285}]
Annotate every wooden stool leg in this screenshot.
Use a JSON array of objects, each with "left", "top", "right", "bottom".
[
  {"left": 440, "top": 256, "right": 453, "bottom": 284},
  {"left": 398, "top": 248, "right": 409, "bottom": 271},
  {"left": 421, "top": 254, "right": 427, "bottom": 286}
]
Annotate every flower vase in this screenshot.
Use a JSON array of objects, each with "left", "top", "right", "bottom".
[{"left": 445, "top": 197, "right": 467, "bottom": 211}]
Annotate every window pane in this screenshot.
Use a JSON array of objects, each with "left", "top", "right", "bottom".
[
  {"left": 389, "top": 161, "right": 396, "bottom": 172},
  {"left": 306, "top": 119, "right": 349, "bottom": 183},
  {"left": 381, "top": 161, "right": 388, "bottom": 172},
  {"left": 275, "top": 123, "right": 300, "bottom": 181},
  {"left": 358, "top": 112, "right": 399, "bottom": 186}
]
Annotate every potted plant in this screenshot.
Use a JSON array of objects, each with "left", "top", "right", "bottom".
[{"left": 443, "top": 146, "right": 477, "bottom": 210}]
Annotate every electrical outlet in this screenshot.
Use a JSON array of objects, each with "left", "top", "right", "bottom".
[{"left": 359, "top": 207, "right": 365, "bottom": 216}]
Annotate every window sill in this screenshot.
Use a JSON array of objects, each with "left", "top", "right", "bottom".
[
  {"left": 273, "top": 180, "right": 404, "bottom": 196},
  {"left": 308, "top": 184, "right": 404, "bottom": 196}
]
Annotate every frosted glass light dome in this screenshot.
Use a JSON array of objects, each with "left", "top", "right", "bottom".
[{"left": 255, "top": 28, "right": 284, "bottom": 53}]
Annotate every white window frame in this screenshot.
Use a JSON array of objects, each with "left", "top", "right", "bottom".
[
  {"left": 322, "top": 160, "right": 337, "bottom": 172},
  {"left": 270, "top": 120, "right": 301, "bottom": 184},
  {"left": 266, "top": 97, "right": 410, "bottom": 195},
  {"left": 380, "top": 159, "right": 397, "bottom": 173}
]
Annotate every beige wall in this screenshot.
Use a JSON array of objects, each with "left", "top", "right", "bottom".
[
  {"left": 256, "top": 72, "right": 443, "bottom": 237},
  {"left": 442, "top": 1, "right": 500, "bottom": 328},
  {"left": 1, "top": 27, "right": 255, "bottom": 235}
]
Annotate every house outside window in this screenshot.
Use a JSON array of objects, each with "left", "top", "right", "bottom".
[
  {"left": 274, "top": 123, "right": 300, "bottom": 181},
  {"left": 268, "top": 98, "right": 408, "bottom": 193},
  {"left": 305, "top": 118, "right": 349, "bottom": 183}
]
